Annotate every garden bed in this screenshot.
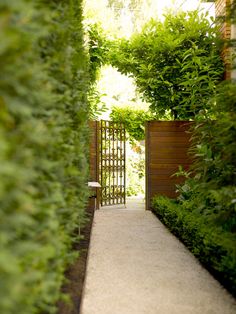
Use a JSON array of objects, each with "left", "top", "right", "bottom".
[{"left": 58, "top": 201, "right": 95, "bottom": 314}]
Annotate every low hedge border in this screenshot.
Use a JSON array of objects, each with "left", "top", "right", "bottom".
[{"left": 152, "top": 196, "right": 236, "bottom": 297}]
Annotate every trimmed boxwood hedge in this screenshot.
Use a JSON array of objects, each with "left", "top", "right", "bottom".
[
  {"left": 152, "top": 196, "right": 236, "bottom": 297},
  {"left": 0, "top": 1, "right": 90, "bottom": 313}
]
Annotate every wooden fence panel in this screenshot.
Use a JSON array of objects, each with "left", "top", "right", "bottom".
[{"left": 146, "top": 121, "right": 193, "bottom": 210}]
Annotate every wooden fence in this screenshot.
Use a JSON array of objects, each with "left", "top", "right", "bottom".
[{"left": 145, "top": 121, "right": 193, "bottom": 210}]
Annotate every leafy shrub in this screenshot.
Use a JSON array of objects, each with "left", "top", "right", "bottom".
[
  {"left": 151, "top": 3, "right": 236, "bottom": 298},
  {"left": 175, "top": 81, "right": 236, "bottom": 233},
  {"left": 0, "top": 1, "right": 89, "bottom": 313},
  {"left": 153, "top": 79, "right": 236, "bottom": 300},
  {"left": 152, "top": 196, "right": 236, "bottom": 296}
]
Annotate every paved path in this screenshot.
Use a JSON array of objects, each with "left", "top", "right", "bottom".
[{"left": 80, "top": 199, "right": 236, "bottom": 314}]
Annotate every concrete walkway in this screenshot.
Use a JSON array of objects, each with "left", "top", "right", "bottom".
[{"left": 80, "top": 199, "right": 236, "bottom": 314}]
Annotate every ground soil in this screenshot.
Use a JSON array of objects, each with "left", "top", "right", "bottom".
[{"left": 57, "top": 199, "right": 95, "bottom": 314}]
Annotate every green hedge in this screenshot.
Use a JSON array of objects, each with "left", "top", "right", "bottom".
[
  {"left": 0, "top": 1, "right": 89, "bottom": 313},
  {"left": 152, "top": 196, "right": 236, "bottom": 297}
]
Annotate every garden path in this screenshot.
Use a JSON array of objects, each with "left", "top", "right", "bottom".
[{"left": 80, "top": 198, "right": 236, "bottom": 314}]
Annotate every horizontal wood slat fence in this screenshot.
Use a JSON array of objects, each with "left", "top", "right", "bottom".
[{"left": 145, "top": 121, "right": 193, "bottom": 210}]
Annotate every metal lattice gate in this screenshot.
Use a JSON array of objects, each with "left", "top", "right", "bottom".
[{"left": 99, "top": 120, "right": 126, "bottom": 206}]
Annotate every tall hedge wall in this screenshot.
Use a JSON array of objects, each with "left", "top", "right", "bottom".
[{"left": 0, "top": 1, "right": 89, "bottom": 313}]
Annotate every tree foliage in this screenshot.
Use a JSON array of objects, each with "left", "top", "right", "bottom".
[
  {"left": 109, "top": 11, "right": 224, "bottom": 119},
  {"left": 110, "top": 106, "right": 154, "bottom": 142},
  {"left": 87, "top": 23, "right": 111, "bottom": 83},
  {"left": 0, "top": 1, "right": 89, "bottom": 313},
  {"left": 86, "top": 23, "right": 111, "bottom": 119}
]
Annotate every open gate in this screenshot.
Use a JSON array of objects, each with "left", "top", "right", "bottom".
[{"left": 99, "top": 120, "right": 126, "bottom": 206}]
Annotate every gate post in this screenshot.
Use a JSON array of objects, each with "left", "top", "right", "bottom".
[{"left": 89, "top": 121, "right": 100, "bottom": 209}]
